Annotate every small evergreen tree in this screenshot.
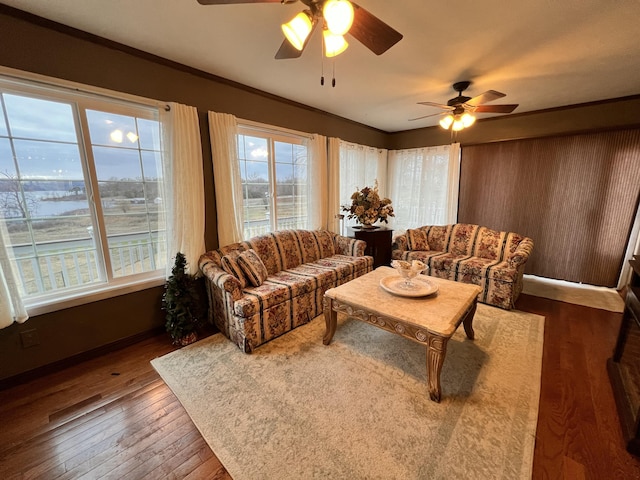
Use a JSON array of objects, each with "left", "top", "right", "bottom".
[{"left": 162, "top": 252, "right": 203, "bottom": 345}]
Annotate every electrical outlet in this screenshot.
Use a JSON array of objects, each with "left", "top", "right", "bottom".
[{"left": 20, "top": 329, "right": 40, "bottom": 348}]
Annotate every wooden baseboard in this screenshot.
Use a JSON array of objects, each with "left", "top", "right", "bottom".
[{"left": 0, "top": 326, "right": 165, "bottom": 391}]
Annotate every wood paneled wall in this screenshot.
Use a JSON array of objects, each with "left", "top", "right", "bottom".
[{"left": 458, "top": 129, "right": 640, "bottom": 287}]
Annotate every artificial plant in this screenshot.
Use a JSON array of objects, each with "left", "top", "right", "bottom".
[{"left": 162, "top": 252, "right": 204, "bottom": 346}]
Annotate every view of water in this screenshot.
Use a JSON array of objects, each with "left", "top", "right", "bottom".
[{"left": 1, "top": 191, "right": 89, "bottom": 218}]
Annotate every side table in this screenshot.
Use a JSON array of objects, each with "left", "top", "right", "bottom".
[{"left": 348, "top": 226, "right": 392, "bottom": 269}]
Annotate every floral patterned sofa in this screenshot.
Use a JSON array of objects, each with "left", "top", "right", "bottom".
[
  {"left": 199, "top": 229, "right": 373, "bottom": 352},
  {"left": 392, "top": 223, "right": 534, "bottom": 310}
]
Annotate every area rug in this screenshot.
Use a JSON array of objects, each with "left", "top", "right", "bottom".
[{"left": 152, "top": 304, "right": 544, "bottom": 480}]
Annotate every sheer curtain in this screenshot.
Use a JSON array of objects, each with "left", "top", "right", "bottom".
[
  {"left": 161, "top": 103, "right": 206, "bottom": 277},
  {"left": 305, "top": 134, "right": 328, "bottom": 230},
  {"left": 208, "top": 111, "right": 244, "bottom": 246},
  {"left": 328, "top": 138, "right": 388, "bottom": 233},
  {"left": 387, "top": 143, "right": 460, "bottom": 232},
  {"left": 0, "top": 219, "right": 28, "bottom": 329}
]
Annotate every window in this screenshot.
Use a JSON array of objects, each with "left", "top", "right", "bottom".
[
  {"left": 338, "top": 140, "right": 388, "bottom": 230},
  {"left": 387, "top": 144, "right": 460, "bottom": 231},
  {"left": 0, "top": 76, "right": 166, "bottom": 309},
  {"left": 237, "top": 126, "right": 309, "bottom": 238}
]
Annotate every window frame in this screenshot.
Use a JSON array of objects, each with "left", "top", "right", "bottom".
[
  {"left": 237, "top": 122, "right": 311, "bottom": 238},
  {"left": 0, "top": 67, "right": 168, "bottom": 316}
]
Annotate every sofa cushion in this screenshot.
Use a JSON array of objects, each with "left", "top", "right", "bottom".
[
  {"left": 314, "top": 230, "right": 336, "bottom": 258},
  {"left": 406, "top": 228, "right": 430, "bottom": 251},
  {"left": 448, "top": 224, "right": 480, "bottom": 256},
  {"left": 238, "top": 249, "right": 269, "bottom": 287},
  {"left": 220, "top": 250, "right": 247, "bottom": 288},
  {"left": 234, "top": 281, "right": 292, "bottom": 317},
  {"left": 425, "top": 225, "right": 452, "bottom": 252},
  {"left": 293, "top": 230, "right": 323, "bottom": 264},
  {"left": 246, "top": 234, "right": 282, "bottom": 275},
  {"left": 473, "top": 227, "right": 508, "bottom": 261},
  {"left": 286, "top": 263, "right": 339, "bottom": 289},
  {"left": 273, "top": 230, "right": 303, "bottom": 270},
  {"left": 311, "top": 254, "right": 371, "bottom": 281},
  {"left": 430, "top": 252, "right": 472, "bottom": 274}
]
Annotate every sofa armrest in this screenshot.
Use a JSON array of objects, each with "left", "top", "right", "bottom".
[
  {"left": 200, "top": 256, "right": 244, "bottom": 301},
  {"left": 507, "top": 237, "right": 534, "bottom": 269},
  {"left": 334, "top": 234, "right": 367, "bottom": 256},
  {"left": 392, "top": 234, "right": 408, "bottom": 252}
]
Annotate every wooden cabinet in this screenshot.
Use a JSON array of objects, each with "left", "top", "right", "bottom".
[
  {"left": 608, "top": 255, "right": 640, "bottom": 456},
  {"left": 348, "top": 227, "right": 392, "bottom": 269}
]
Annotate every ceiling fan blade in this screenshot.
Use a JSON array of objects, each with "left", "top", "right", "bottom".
[
  {"left": 473, "top": 104, "right": 519, "bottom": 113},
  {"left": 466, "top": 90, "right": 506, "bottom": 106},
  {"left": 348, "top": 2, "right": 403, "bottom": 55},
  {"left": 197, "top": 0, "right": 283, "bottom": 4},
  {"left": 275, "top": 39, "right": 304, "bottom": 59},
  {"left": 409, "top": 112, "right": 444, "bottom": 121},
  {"left": 417, "top": 101, "right": 454, "bottom": 110},
  {"left": 275, "top": 20, "right": 317, "bottom": 59}
]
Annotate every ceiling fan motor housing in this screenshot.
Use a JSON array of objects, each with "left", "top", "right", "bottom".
[{"left": 448, "top": 96, "right": 471, "bottom": 107}]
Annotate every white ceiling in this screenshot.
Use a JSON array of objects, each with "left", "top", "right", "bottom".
[{"left": 3, "top": 0, "right": 640, "bottom": 132}]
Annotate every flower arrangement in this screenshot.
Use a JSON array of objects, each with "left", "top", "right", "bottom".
[{"left": 342, "top": 180, "right": 394, "bottom": 227}]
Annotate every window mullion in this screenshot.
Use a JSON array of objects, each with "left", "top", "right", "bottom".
[
  {"left": 267, "top": 138, "right": 277, "bottom": 231},
  {"left": 75, "top": 105, "right": 112, "bottom": 282}
]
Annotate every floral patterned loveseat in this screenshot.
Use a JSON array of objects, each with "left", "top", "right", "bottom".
[
  {"left": 392, "top": 223, "right": 534, "bottom": 310},
  {"left": 199, "top": 229, "right": 373, "bottom": 352}
]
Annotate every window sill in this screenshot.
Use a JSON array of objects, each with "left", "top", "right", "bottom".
[{"left": 25, "top": 276, "right": 166, "bottom": 317}]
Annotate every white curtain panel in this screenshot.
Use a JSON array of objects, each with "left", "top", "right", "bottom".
[
  {"left": 161, "top": 103, "right": 206, "bottom": 277},
  {"left": 305, "top": 134, "right": 328, "bottom": 230},
  {"left": 208, "top": 111, "right": 244, "bottom": 247},
  {"left": 327, "top": 137, "right": 341, "bottom": 233},
  {"left": 333, "top": 138, "right": 388, "bottom": 231},
  {"left": 446, "top": 142, "right": 461, "bottom": 223},
  {"left": 387, "top": 143, "right": 460, "bottom": 232},
  {"left": 0, "top": 218, "right": 28, "bottom": 329}
]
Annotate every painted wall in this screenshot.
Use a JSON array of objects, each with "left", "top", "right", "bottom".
[{"left": 0, "top": 6, "right": 638, "bottom": 382}]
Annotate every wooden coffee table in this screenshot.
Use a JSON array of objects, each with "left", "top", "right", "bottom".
[{"left": 323, "top": 266, "right": 482, "bottom": 402}]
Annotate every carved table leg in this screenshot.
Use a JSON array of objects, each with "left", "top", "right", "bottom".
[
  {"left": 426, "top": 334, "right": 448, "bottom": 402},
  {"left": 323, "top": 297, "right": 337, "bottom": 345},
  {"left": 462, "top": 300, "right": 478, "bottom": 340}
]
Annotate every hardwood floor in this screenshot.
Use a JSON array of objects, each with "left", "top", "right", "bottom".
[{"left": 0, "top": 294, "right": 639, "bottom": 479}]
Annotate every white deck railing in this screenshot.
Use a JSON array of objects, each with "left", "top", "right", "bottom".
[{"left": 13, "top": 237, "right": 166, "bottom": 296}]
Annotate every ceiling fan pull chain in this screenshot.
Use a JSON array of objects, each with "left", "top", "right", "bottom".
[
  {"left": 332, "top": 61, "right": 336, "bottom": 87},
  {"left": 320, "top": 36, "right": 325, "bottom": 86}
]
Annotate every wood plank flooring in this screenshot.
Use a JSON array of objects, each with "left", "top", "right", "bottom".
[{"left": 0, "top": 294, "right": 639, "bottom": 479}]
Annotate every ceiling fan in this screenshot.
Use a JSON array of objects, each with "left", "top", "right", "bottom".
[
  {"left": 196, "top": 0, "right": 403, "bottom": 60},
  {"left": 410, "top": 81, "right": 519, "bottom": 131}
]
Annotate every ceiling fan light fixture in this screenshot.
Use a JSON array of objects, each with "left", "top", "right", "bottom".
[
  {"left": 439, "top": 115, "right": 454, "bottom": 129},
  {"left": 451, "top": 119, "right": 465, "bottom": 131},
  {"left": 323, "top": 29, "right": 348, "bottom": 57},
  {"left": 461, "top": 113, "right": 475, "bottom": 128},
  {"left": 323, "top": 0, "right": 354, "bottom": 36},
  {"left": 282, "top": 10, "right": 313, "bottom": 51}
]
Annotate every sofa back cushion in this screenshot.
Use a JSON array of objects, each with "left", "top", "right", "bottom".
[
  {"left": 273, "top": 230, "right": 303, "bottom": 270},
  {"left": 473, "top": 226, "right": 508, "bottom": 260},
  {"left": 246, "top": 233, "right": 282, "bottom": 275},
  {"left": 294, "top": 230, "right": 336, "bottom": 264},
  {"left": 314, "top": 230, "right": 336, "bottom": 258},
  {"left": 406, "top": 229, "right": 430, "bottom": 251},
  {"left": 202, "top": 230, "right": 338, "bottom": 279},
  {"left": 424, "top": 225, "right": 452, "bottom": 252},
  {"left": 447, "top": 224, "right": 480, "bottom": 256}
]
